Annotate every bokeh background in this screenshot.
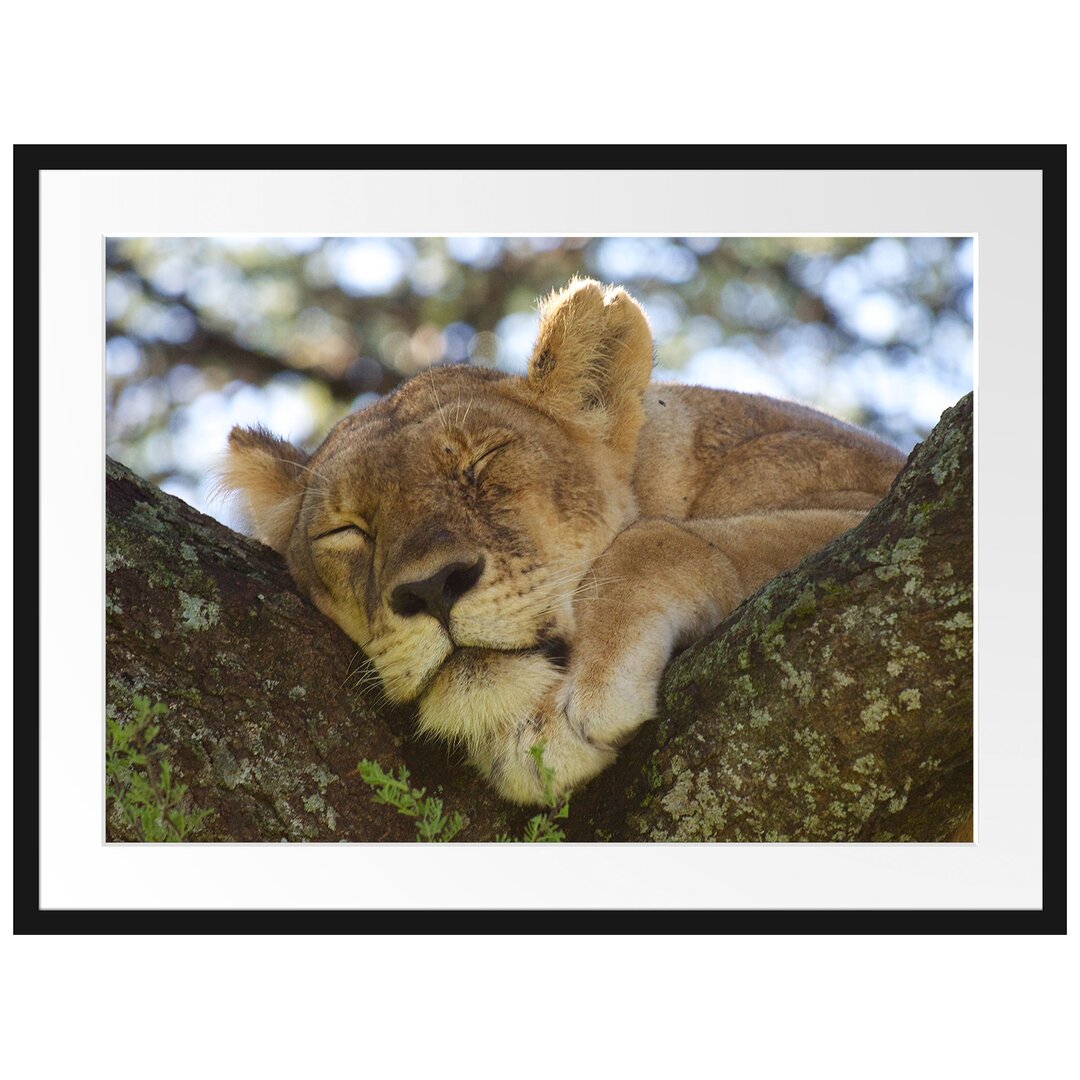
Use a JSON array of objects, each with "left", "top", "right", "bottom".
[{"left": 105, "top": 236, "right": 974, "bottom": 530}]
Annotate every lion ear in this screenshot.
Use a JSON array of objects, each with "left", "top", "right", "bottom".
[
  {"left": 526, "top": 277, "right": 654, "bottom": 454},
  {"left": 217, "top": 426, "right": 308, "bottom": 553}
]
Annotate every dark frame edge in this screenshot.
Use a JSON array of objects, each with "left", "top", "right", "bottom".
[{"left": 19, "top": 144, "right": 1065, "bottom": 935}]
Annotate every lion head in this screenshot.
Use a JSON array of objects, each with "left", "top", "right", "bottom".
[{"left": 221, "top": 278, "right": 654, "bottom": 757}]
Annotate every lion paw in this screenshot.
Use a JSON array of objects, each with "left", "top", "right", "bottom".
[{"left": 479, "top": 689, "right": 618, "bottom": 806}]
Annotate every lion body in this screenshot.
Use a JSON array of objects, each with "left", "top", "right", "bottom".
[{"left": 224, "top": 279, "right": 906, "bottom": 805}]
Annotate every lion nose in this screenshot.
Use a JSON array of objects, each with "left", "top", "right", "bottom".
[{"left": 389, "top": 557, "right": 485, "bottom": 626}]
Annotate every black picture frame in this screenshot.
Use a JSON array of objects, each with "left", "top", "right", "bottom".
[{"left": 16, "top": 144, "right": 1064, "bottom": 934}]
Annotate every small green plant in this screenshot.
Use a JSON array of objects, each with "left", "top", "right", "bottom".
[
  {"left": 356, "top": 760, "right": 466, "bottom": 841},
  {"left": 358, "top": 742, "right": 570, "bottom": 843},
  {"left": 495, "top": 741, "right": 571, "bottom": 843},
  {"left": 106, "top": 696, "right": 214, "bottom": 842}
]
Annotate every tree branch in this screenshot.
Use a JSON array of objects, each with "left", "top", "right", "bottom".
[{"left": 105, "top": 393, "right": 972, "bottom": 842}]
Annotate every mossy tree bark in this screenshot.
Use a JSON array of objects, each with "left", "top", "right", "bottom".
[{"left": 105, "top": 394, "right": 973, "bottom": 843}]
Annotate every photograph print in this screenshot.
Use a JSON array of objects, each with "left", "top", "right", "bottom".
[{"left": 104, "top": 234, "right": 974, "bottom": 844}]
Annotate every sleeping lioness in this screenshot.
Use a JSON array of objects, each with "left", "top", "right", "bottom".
[{"left": 223, "top": 278, "right": 906, "bottom": 805}]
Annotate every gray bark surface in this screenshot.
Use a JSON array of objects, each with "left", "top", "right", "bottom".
[{"left": 105, "top": 393, "right": 973, "bottom": 843}]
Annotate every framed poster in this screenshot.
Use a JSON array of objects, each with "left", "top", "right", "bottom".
[{"left": 19, "top": 146, "right": 1061, "bottom": 930}]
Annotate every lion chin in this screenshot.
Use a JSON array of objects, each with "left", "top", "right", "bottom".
[{"left": 415, "top": 647, "right": 564, "bottom": 757}]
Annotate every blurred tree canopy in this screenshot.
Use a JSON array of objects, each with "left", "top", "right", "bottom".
[{"left": 105, "top": 235, "right": 973, "bottom": 528}]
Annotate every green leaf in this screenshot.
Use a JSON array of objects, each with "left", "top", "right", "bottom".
[{"left": 106, "top": 698, "right": 213, "bottom": 842}]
